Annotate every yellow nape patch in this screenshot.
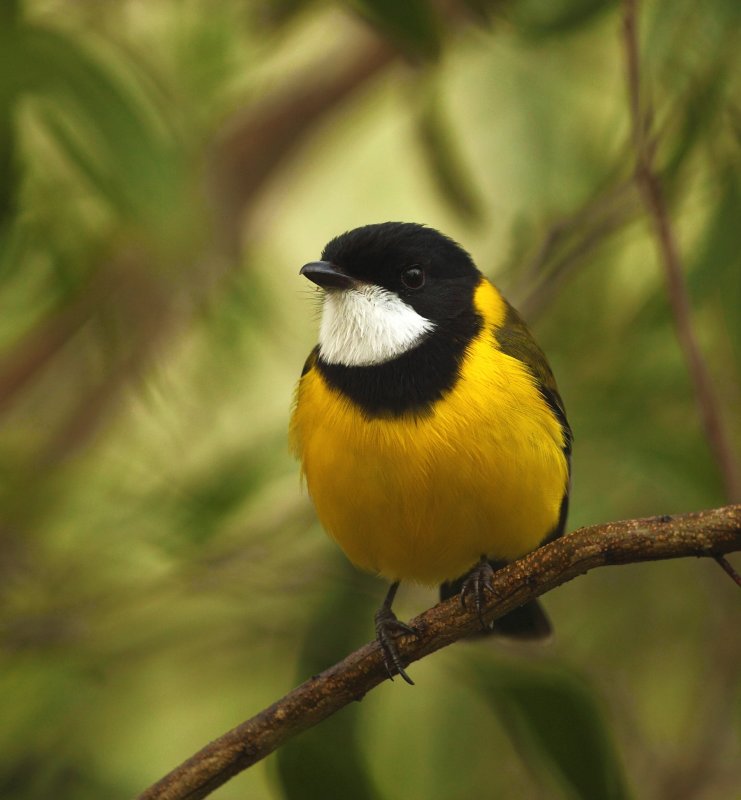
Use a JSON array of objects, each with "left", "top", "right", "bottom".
[{"left": 290, "top": 279, "right": 569, "bottom": 585}]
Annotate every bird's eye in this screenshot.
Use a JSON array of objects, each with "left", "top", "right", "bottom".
[{"left": 401, "top": 267, "right": 425, "bottom": 290}]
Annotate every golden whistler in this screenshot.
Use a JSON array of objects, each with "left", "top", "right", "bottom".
[{"left": 291, "top": 223, "right": 572, "bottom": 683}]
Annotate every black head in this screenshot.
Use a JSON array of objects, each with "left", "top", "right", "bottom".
[{"left": 304, "top": 222, "right": 481, "bottom": 321}]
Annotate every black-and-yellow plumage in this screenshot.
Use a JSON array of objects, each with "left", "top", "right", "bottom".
[{"left": 290, "top": 222, "right": 571, "bottom": 677}]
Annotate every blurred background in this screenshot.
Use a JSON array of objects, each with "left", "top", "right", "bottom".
[{"left": 1, "top": 0, "right": 740, "bottom": 798}]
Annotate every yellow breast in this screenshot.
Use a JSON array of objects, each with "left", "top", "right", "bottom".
[{"left": 290, "top": 279, "right": 569, "bottom": 585}]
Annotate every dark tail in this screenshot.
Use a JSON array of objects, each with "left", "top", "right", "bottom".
[{"left": 440, "top": 560, "right": 552, "bottom": 640}]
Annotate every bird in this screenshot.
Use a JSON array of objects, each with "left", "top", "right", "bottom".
[{"left": 290, "top": 222, "right": 572, "bottom": 684}]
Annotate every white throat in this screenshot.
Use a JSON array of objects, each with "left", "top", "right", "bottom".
[{"left": 318, "top": 285, "right": 435, "bottom": 367}]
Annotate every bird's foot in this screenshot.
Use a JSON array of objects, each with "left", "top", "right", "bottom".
[
  {"left": 374, "top": 606, "right": 418, "bottom": 685},
  {"left": 460, "top": 557, "right": 498, "bottom": 629}
]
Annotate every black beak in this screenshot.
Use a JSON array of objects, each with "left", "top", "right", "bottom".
[{"left": 299, "top": 261, "right": 358, "bottom": 290}]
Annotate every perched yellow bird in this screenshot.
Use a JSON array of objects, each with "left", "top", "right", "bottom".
[{"left": 291, "top": 222, "right": 571, "bottom": 683}]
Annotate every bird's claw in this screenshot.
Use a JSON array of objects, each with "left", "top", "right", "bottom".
[
  {"left": 374, "top": 606, "right": 418, "bottom": 685},
  {"left": 460, "top": 558, "right": 498, "bottom": 629}
]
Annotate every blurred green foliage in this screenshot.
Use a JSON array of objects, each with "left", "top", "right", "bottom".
[
  {"left": 0, "top": 0, "right": 740, "bottom": 799},
  {"left": 471, "top": 656, "right": 630, "bottom": 800}
]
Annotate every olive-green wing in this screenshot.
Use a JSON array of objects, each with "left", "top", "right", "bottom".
[
  {"left": 494, "top": 299, "right": 573, "bottom": 461},
  {"left": 494, "top": 298, "right": 571, "bottom": 547}
]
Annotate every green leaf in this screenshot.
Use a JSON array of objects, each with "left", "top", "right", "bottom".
[
  {"left": 274, "top": 560, "right": 381, "bottom": 800},
  {"left": 18, "top": 25, "right": 186, "bottom": 233},
  {"left": 33, "top": 107, "right": 126, "bottom": 215},
  {"left": 512, "top": 0, "right": 615, "bottom": 39},
  {"left": 348, "top": 0, "right": 442, "bottom": 60},
  {"left": 458, "top": 0, "right": 502, "bottom": 26},
  {"left": 0, "top": 2, "right": 20, "bottom": 230},
  {"left": 470, "top": 656, "right": 631, "bottom": 800},
  {"left": 688, "top": 172, "right": 741, "bottom": 352},
  {"left": 176, "top": 454, "right": 274, "bottom": 547},
  {"left": 414, "top": 79, "right": 485, "bottom": 226},
  {"left": 275, "top": 714, "right": 379, "bottom": 800},
  {"left": 663, "top": 64, "right": 727, "bottom": 184}
]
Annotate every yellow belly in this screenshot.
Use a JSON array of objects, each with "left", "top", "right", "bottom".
[{"left": 290, "top": 282, "right": 569, "bottom": 585}]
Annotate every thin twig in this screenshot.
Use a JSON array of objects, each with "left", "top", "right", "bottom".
[
  {"left": 520, "top": 191, "right": 635, "bottom": 319},
  {"left": 136, "top": 504, "right": 741, "bottom": 800},
  {"left": 714, "top": 554, "right": 741, "bottom": 587},
  {"left": 520, "top": 176, "right": 635, "bottom": 286},
  {"left": 622, "top": 0, "right": 741, "bottom": 502}
]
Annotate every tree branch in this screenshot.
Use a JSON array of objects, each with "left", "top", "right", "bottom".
[
  {"left": 207, "top": 29, "right": 396, "bottom": 254},
  {"left": 136, "top": 504, "right": 741, "bottom": 800},
  {"left": 622, "top": 0, "right": 741, "bottom": 501}
]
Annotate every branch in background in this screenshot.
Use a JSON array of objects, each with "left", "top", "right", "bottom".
[
  {"left": 135, "top": 505, "right": 741, "bottom": 800},
  {"left": 0, "top": 27, "right": 398, "bottom": 449},
  {"left": 0, "top": 289, "right": 92, "bottom": 414},
  {"left": 0, "top": 254, "right": 177, "bottom": 470},
  {"left": 519, "top": 178, "right": 638, "bottom": 320},
  {"left": 207, "top": 30, "right": 397, "bottom": 253},
  {"left": 622, "top": 0, "right": 741, "bottom": 502}
]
